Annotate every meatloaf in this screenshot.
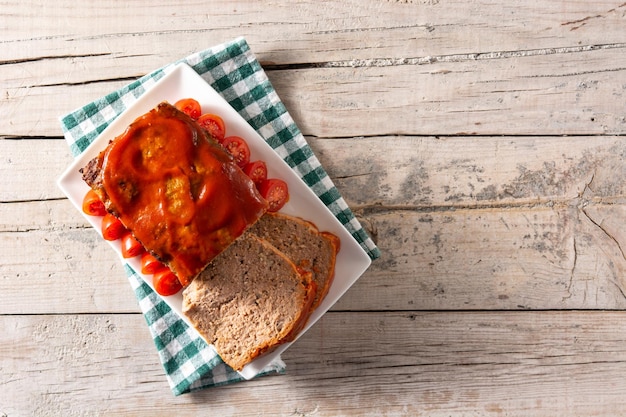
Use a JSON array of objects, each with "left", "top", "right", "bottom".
[
  {"left": 80, "top": 102, "right": 268, "bottom": 286},
  {"left": 182, "top": 213, "right": 340, "bottom": 370}
]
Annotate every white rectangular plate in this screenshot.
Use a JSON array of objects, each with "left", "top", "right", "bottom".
[{"left": 58, "top": 63, "right": 372, "bottom": 380}]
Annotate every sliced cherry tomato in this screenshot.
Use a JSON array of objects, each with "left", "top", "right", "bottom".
[
  {"left": 141, "top": 252, "right": 166, "bottom": 275},
  {"left": 101, "top": 213, "right": 127, "bottom": 241},
  {"left": 197, "top": 113, "right": 226, "bottom": 143},
  {"left": 121, "top": 232, "right": 145, "bottom": 258},
  {"left": 174, "top": 98, "right": 202, "bottom": 120},
  {"left": 258, "top": 178, "right": 289, "bottom": 212},
  {"left": 243, "top": 160, "right": 268, "bottom": 186},
  {"left": 82, "top": 189, "right": 107, "bottom": 217},
  {"left": 153, "top": 269, "right": 183, "bottom": 296},
  {"left": 222, "top": 136, "right": 250, "bottom": 167}
]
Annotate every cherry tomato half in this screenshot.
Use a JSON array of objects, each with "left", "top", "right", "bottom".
[
  {"left": 82, "top": 189, "right": 107, "bottom": 217},
  {"left": 222, "top": 136, "right": 250, "bottom": 168},
  {"left": 141, "top": 252, "right": 167, "bottom": 275},
  {"left": 174, "top": 98, "right": 202, "bottom": 120},
  {"left": 121, "top": 232, "right": 145, "bottom": 258},
  {"left": 243, "top": 160, "right": 268, "bottom": 186},
  {"left": 101, "top": 213, "right": 127, "bottom": 241},
  {"left": 258, "top": 178, "right": 289, "bottom": 212},
  {"left": 197, "top": 113, "right": 226, "bottom": 143},
  {"left": 153, "top": 269, "right": 183, "bottom": 296}
]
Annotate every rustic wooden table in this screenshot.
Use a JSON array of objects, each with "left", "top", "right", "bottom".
[{"left": 2, "top": 1, "right": 626, "bottom": 415}]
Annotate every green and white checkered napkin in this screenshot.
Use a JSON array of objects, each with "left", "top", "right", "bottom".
[{"left": 60, "top": 37, "right": 380, "bottom": 395}]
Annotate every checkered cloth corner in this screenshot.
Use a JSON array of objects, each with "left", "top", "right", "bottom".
[{"left": 59, "top": 37, "right": 380, "bottom": 395}]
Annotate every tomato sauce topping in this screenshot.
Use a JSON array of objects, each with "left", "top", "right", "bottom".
[{"left": 101, "top": 102, "right": 268, "bottom": 286}]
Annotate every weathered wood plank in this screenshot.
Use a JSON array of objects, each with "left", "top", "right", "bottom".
[
  {"left": 0, "top": 225, "right": 139, "bottom": 314},
  {"left": 269, "top": 48, "right": 626, "bottom": 137},
  {"left": 0, "top": 139, "right": 74, "bottom": 202},
  {"left": 309, "top": 135, "right": 626, "bottom": 209},
  {"left": 4, "top": 135, "right": 626, "bottom": 205},
  {"left": 3, "top": 46, "right": 625, "bottom": 137},
  {"left": 358, "top": 204, "right": 626, "bottom": 311},
  {"left": 3, "top": 311, "right": 626, "bottom": 416},
  {"left": 3, "top": 198, "right": 626, "bottom": 313},
  {"left": 3, "top": 136, "right": 626, "bottom": 313},
  {"left": 4, "top": 0, "right": 626, "bottom": 64}
]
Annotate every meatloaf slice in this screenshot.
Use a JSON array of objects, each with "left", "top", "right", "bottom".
[
  {"left": 248, "top": 212, "right": 340, "bottom": 310},
  {"left": 181, "top": 233, "right": 316, "bottom": 371}
]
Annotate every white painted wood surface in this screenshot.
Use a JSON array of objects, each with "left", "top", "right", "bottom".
[{"left": 2, "top": 1, "right": 626, "bottom": 415}]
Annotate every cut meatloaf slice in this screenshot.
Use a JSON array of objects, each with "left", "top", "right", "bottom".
[
  {"left": 248, "top": 212, "right": 340, "bottom": 310},
  {"left": 181, "top": 233, "right": 316, "bottom": 371}
]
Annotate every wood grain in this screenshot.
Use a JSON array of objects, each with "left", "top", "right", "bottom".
[
  {"left": 4, "top": 134, "right": 626, "bottom": 206},
  {"left": 2, "top": 1, "right": 626, "bottom": 137},
  {"left": 2, "top": 136, "right": 626, "bottom": 313},
  {"left": 3, "top": 311, "right": 626, "bottom": 416},
  {"left": 3, "top": 198, "right": 626, "bottom": 313},
  {"left": 3, "top": 48, "right": 626, "bottom": 137},
  {"left": 310, "top": 135, "right": 626, "bottom": 209},
  {"left": 4, "top": 0, "right": 626, "bottom": 63}
]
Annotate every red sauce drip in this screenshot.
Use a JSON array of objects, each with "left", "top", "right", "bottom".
[{"left": 102, "top": 103, "right": 268, "bottom": 286}]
